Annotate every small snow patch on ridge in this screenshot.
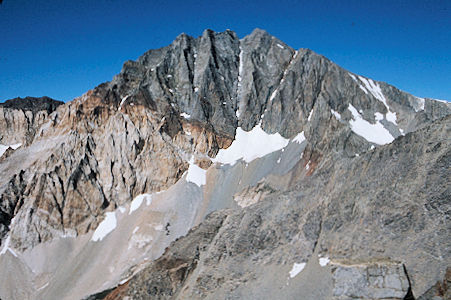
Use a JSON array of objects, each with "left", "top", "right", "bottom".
[
  {"left": 92, "top": 212, "right": 117, "bottom": 242},
  {"left": 348, "top": 73, "right": 357, "bottom": 82},
  {"left": 119, "top": 95, "right": 130, "bottom": 110},
  {"left": 331, "top": 109, "right": 341, "bottom": 120},
  {"left": 374, "top": 112, "right": 384, "bottom": 121},
  {"left": 277, "top": 43, "right": 284, "bottom": 49},
  {"left": 9, "top": 143, "right": 21, "bottom": 150},
  {"left": 319, "top": 257, "right": 330, "bottom": 267},
  {"left": 307, "top": 109, "right": 314, "bottom": 121},
  {"left": 432, "top": 98, "right": 449, "bottom": 104},
  {"left": 0, "top": 143, "right": 22, "bottom": 157},
  {"left": 186, "top": 157, "right": 207, "bottom": 187},
  {"left": 289, "top": 262, "right": 306, "bottom": 278},
  {"left": 292, "top": 131, "right": 306, "bottom": 144},
  {"left": 129, "top": 194, "right": 152, "bottom": 214}
]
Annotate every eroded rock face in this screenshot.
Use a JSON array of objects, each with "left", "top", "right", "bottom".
[
  {"left": 0, "top": 96, "right": 63, "bottom": 146},
  {"left": 0, "top": 29, "right": 450, "bottom": 299},
  {"left": 98, "top": 115, "right": 450, "bottom": 300},
  {"left": 331, "top": 262, "right": 409, "bottom": 299}
]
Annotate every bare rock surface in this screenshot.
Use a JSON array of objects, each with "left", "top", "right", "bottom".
[
  {"left": 97, "top": 115, "right": 450, "bottom": 300},
  {"left": 0, "top": 29, "right": 450, "bottom": 300}
]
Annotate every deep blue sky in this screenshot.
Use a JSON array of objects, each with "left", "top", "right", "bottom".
[{"left": 1, "top": 0, "right": 450, "bottom": 102}]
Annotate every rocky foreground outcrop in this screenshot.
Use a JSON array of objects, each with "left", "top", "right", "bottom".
[
  {"left": 0, "top": 29, "right": 450, "bottom": 300},
  {"left": 94, "top": 114, "right": 451, "bottom": 300}
]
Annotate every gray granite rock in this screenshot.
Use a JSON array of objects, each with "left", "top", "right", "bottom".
[{"left": 0, "top": 29, "right": 450, "bottom": 299}]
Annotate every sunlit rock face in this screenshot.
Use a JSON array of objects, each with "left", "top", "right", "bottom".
[{"left": 0, "top": 29, "right": 450, "bottom": 300}]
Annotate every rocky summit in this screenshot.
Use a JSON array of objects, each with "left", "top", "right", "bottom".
[{"left": 0, "top": 29, "right": 449, "bottom": 300}]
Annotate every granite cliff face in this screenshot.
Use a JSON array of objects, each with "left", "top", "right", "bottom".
[{"left": 0, "top": 29, "right": 450, "bottom": 300}]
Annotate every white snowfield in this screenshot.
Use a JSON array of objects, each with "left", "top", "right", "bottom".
[
  {"left": 319, "top": 256, "right": 330, "bottom": 267},
  {"left": 180, "top": 112, "right": 191, "bottom": 119},
  {"left": 91, "top": 212, "right": 117, "bottom": 242},
  {"left": 348, "top": 104, "right": 394, "bottom": 145},
  {"left": 213, "top": 124, "right": 290, "bottom": 166},
  {"left": 357, "top": 76, "right": 397, "bottom": 124},
  {"left": 185, "top": 157, "right": 207, "bottom": 187},
  {"left": 0, "top": 235, "right": 18, "bottom": 257},
  {"left": 0, "top": 143, "right": 22, "bottom": 157},
  {"left": 349, "top": 73, "right": 399, "bottom": 124},
  {"left": 289, "top": 262, "right": 306, "bottom": 278},
  {"left": 129, "top": 194, "right": 153, "bottom": 214},
  {"left": 292, "top": 131, "right": 306, "bottom": 144},
  {"left": 119, "top": 95, "right": 130, "bottom": 110}
]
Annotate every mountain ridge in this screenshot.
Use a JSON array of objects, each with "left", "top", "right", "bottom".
[{"left": 0, "top": 29, "right": 450, "bottom": 300}]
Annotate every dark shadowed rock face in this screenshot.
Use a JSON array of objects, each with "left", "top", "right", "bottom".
[
  {"left": 0, "top": 96, "right": 63, "bottom": 113},
  {"left": 0, "top": 29, "right": 450, "bottom": 300}
]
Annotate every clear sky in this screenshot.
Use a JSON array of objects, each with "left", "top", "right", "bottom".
[{"left": 1, "top": 0, "right": 450, "bottom": 102}]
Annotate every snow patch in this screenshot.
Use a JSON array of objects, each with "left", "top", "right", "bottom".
[
  {"left": 180, "top": 112, "right": 191, "bottom": 119},
  {"left": 0, "top": 235, "right": 11, "bottom": 256},
  {"left": 319, "top": 257, "right": 330, "bottom": 267},
  {"left": 374, "top": 112, "right": 384, "bottom": 121},
  {"left": 37, "top": 282, "right": 49, "bottom": 291},
  {"left": 269, "top": 89, "right": 279, "bottom": 102},
  {"left": 185, "top": 157, "right": 207, "bottom": 187},
  {"left": 359, "top": 85, "right": 369, "bottom": 94},
  {"left": 348, "top": 73, "right": 357, "bottom": 82},
  {"left": 348, "top": 104, "right": 394, "bottom": 145},
  {"left": 292, "top": 131, "right": 306, "bottom": 144},
  {"left": 386, "top": 111, "right": 397, "bottom": 124},
  {"left": 91, "top": 212, "right": 117, "bottom": 242},
  {"left": 0, "top": 145, "right": 9, "bottom": 157},
  {"left": 0, "top": 143, "right": 22, "bottom": 157},
  {"left": 10, "top": 143, "right": 21, "bottom": 150},
  {"left": 331, "top": 109, "right": 341, "bottom": 120},
  {"left": 119, "top": 95, "right": 130, "bottom": 110},
  {"left": 268, "top": 50, "right": 298, "bottom": 102},
  {"left": 277, "top": 43, "right": 284, "bottom": 49},
  {"left": 358, "top": 76, "right": 397, "bottom": 125},
  {"left": 129, "top": 194, "right": 152, "bottom": 214},
  {"left": 307, "top": 109, "right": 313, "bottom": 121},
  {"left": 238, "top": 46, "right": 243, "bottom": 82},
  {"left": 213, "top": 124, "right": 289, "bottom": 166},
  {"left": 132, "top": 226, "right": 140, "bottom": 234},
  {"left": 118, "top": 206, "right": 126, "bottom": 214},
  {"left": 432, "top": 98, "right": 449, "bottom": 104},
  {"left": 289, "top": 262, "right": 306, "bottom": 278}
]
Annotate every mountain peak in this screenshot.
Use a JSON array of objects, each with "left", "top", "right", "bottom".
[{"left": 0, "top": 29, "right": 450, "bottom": 300}]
